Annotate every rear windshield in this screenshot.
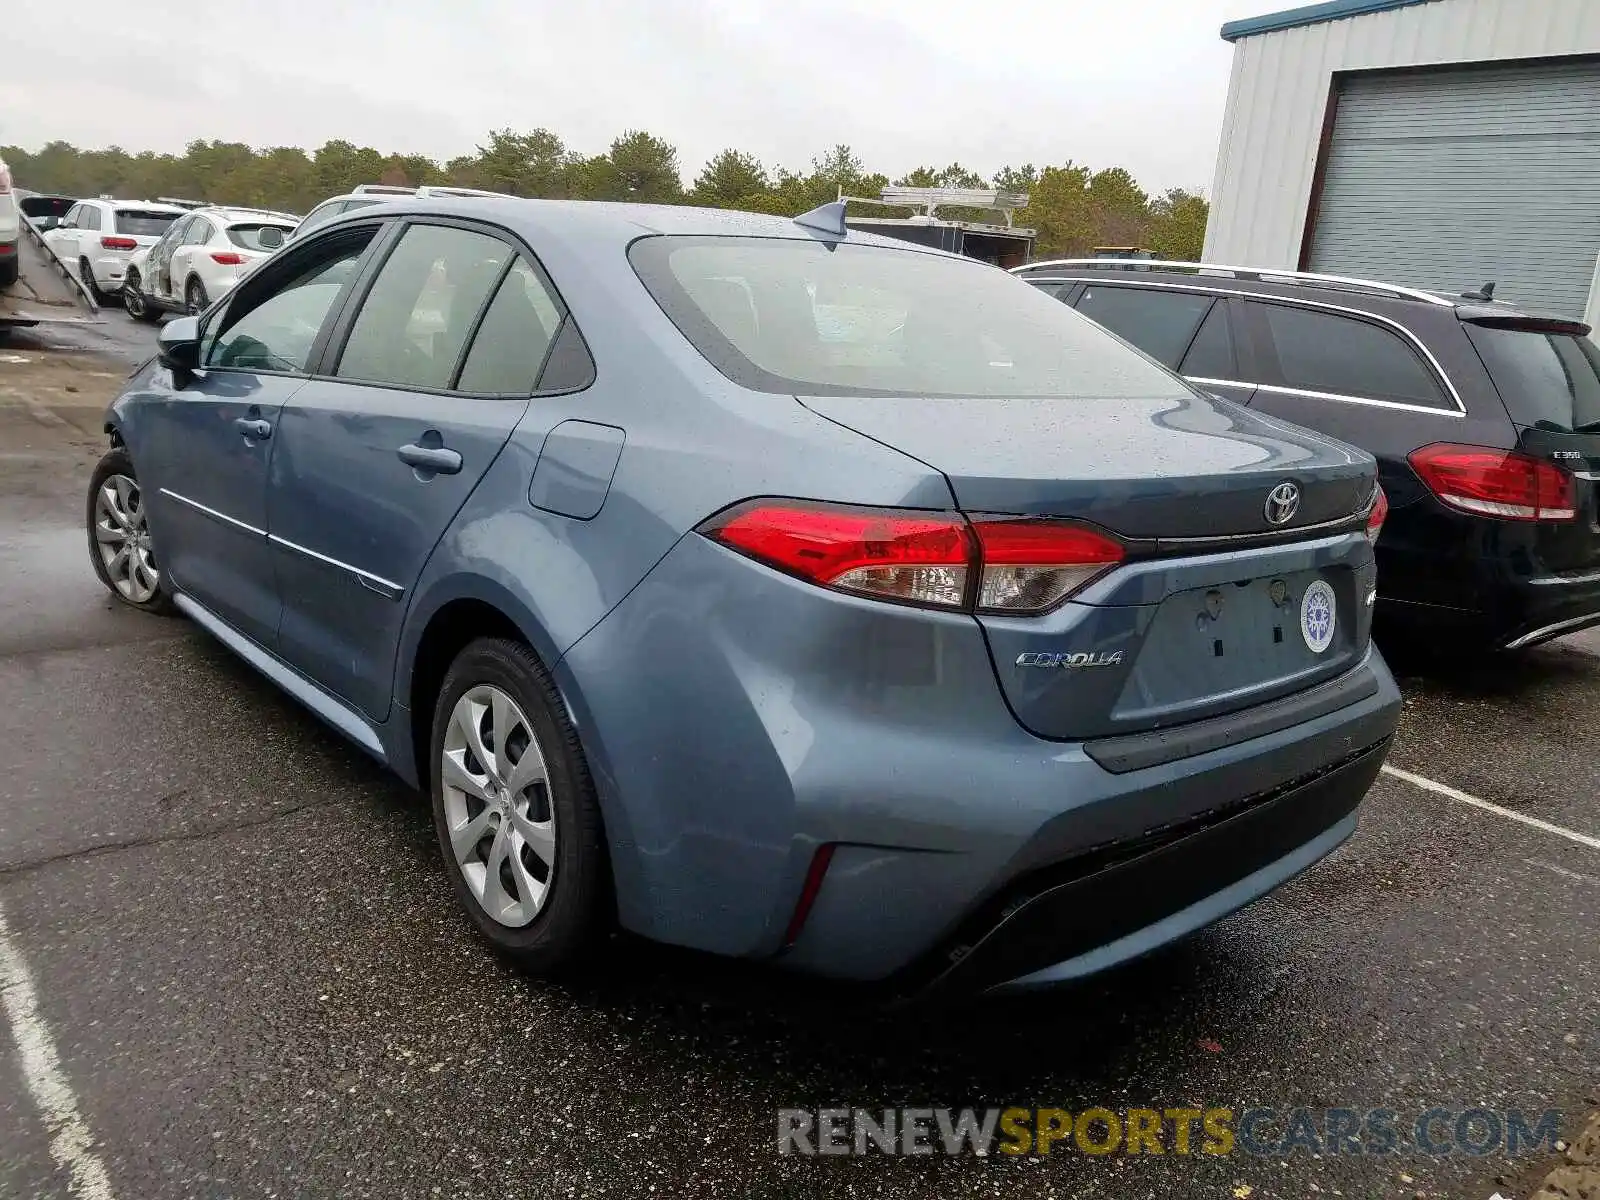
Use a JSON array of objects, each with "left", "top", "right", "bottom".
[
  {"left": 114, "top": 209, "right": 180, "bottom": 237},
  {"left": 226, "top": 223, "right": 291, "bottom": 252},
  {"left": 629, "top": 235, "right": 1187, "bottom": 399},
  {"left": 1467, "top": 324, "right": 1600, "bottom": 432}
]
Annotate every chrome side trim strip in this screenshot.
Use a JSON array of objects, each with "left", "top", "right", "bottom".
[
  {"left": 1155, "top": 511, "right": 1367, "bottom": 549},
  {"left": 1186, "top": 376, "right": 1467, "bottom": 419},
  {"left": 267, "top": 534, "right": 405, "bottom": 601},
  {"left": 1503, "top": 611, "right": 1600, "bottom": 650},
  {"left": 158, "top": 487, "right": 267, "bottom": 537},
  {"left": 173, "top": 593, "right": 386, "bottom": 759},
  {"left": 1527, "top": 566, "right": 1600, "bottom": 587}
]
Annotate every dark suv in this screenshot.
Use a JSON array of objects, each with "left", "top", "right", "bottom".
[{"left": 1015, "top": 259, "right": 1600, "bottom": 652}]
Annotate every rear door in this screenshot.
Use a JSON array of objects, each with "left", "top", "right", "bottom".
[
  {"left": 267, "top": 218, "right": 569, "bottom": 719},
  {"left": 1071, "top": 282, "right": 1256, "bottom": 406}
]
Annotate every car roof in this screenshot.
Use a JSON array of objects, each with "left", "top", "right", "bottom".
[
  {"left": 1015, "top": 258, "right": 1587, "bottom": 327},
  {"left": 201, "top": 206, "right": 299, "bottom": 225},
  {"left": 92, "top": 198, "right": 190, "bottom": 214},
  {"left": 314, "top": 195, "right": 964, "bottom": 258}
]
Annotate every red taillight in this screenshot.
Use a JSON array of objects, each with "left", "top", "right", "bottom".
[
  {"left": 1365, "top": 485, "right": 1388, "bottom": 544},
  {"left": 210, "top": 251, "right": 247, "bottom": 265},
  {"left": 968, "top": 517, "right": 1125, "bottom": 613},
  {"left": 782, "top": 843, "right": 836, "bottom": 947},
  {"left": 699, "top": 499, "right": 1124, "bottom": 614},
  {"left": 1408, "top": 443, "right": 1576, "bottom": 522},
  {"left": 101, "top": 236, "right": 137, "bottom": 251}
]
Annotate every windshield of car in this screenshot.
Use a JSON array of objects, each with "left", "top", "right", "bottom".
[
  {"left": 629, "top": 235, "right": 1187, "bottom": 399},
  {"left": 1466, "top": 324, "right": 1600, "bottom": 432},
  {"left": 114, "top": 209, "right": 181, "bottom": 237},
  {"left": 226, "top": 222, "right": 292, "bottom": 252}
]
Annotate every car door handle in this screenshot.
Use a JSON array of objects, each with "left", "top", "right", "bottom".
[
  {"left": 397, "top": 444, "right": 463, "bottom": 475},
  {"left": 235, "top": 418, "right": 272, "bottom": 440}
]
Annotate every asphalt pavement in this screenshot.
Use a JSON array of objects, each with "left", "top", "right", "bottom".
[{"left": 0, "top": 313, "right": 1596, "bottom": 1199}]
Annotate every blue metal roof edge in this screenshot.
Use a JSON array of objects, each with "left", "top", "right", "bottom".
[{"left": 1221, "top": 0, "right": 1435, "bottom": 42}]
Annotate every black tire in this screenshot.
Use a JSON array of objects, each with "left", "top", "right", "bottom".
[
  {"left": 86, "top": 447, "right": 177, "bottom": 615},
  {"left": 428, "top": 637, "right": 609, "bottom": 972},
  {"left": 123, "top": 272, "right": 157, "bottom": 322},
  {"left": 185, "top": 276, "right": 209, "bottom": 315},
  {"left": 78, "top": 258, "right": 105, "bottom": 305}
]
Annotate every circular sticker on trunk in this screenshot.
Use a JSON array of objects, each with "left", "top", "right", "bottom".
[{"left": 1301, "top": 579, "right": 1337, "bottom": 654}]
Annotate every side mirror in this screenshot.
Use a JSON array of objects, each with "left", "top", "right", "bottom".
[{"left": 158, "top": 316, "right": 202, "bottom": 373}]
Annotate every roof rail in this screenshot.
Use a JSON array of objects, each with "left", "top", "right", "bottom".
[
  {"left": 349, "top": 183, "right": 517, "bottom": 201},
  {"left": 155, "top": 196, "right": 209, "bottom": 210},
  {"left": 1012, "top": 259, "right": 1456, "bottom": 307}
]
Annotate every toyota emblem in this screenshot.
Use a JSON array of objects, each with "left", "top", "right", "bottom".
[{"left": 1264, "top": 481, "right": 1301, "bottom": 526}]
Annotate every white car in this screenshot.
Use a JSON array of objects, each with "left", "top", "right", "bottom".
[
  {"left": 122, "top": 205, "right": 299, "bottom": 320},
  {"left": 291, "top": 183, "right": 512, "bottom": 240},
  {"left": 42, "top": 198, "right": 187, "bottom": 303},
  {"left": 0, "top": 154, "right": 20, "bottom": 287}
]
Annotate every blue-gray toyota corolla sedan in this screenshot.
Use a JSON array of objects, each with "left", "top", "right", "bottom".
[{"left": 87, "top": 197, "right": 1401, "bottom": 995}]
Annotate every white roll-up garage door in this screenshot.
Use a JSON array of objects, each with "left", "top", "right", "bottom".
[{"left": 1308, "top": 60, "right": 1600, "bottom": 318}]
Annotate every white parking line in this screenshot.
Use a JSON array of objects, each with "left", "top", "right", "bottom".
[
  {"left": 0, "top": 900, "right": 116, "bottom": 1200},
  {"left": 1523, "top": 858, "right": 1600, "bottom": 887},
  {"left": 1381, "top": 764, "right": 1600, "bottom": 852}
]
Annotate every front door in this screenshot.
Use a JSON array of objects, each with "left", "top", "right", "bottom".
[
  {"left": 268, "top": 220, "right": 567, "bottom": 719},
  {"left": 138, "top": 222, "right": 384, "bottom": 648}
]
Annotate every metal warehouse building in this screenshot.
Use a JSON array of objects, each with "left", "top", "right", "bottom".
[{"left": 1204, "top": 0, "right": 1600, "bottom": 326}]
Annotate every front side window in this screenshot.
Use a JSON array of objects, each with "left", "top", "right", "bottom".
[
  {"left": 1250, "top": 301, "right": 1450, "bottom": 408},
  {"left": 335, "top": 223, "right": 512, "bottom": 391},
  {"left": 184, "top": 219, "right": 214, "bottom": 246},
  {"left": 114, "top": 209, "right": 181, "bottom": 238},
  {"left": 296, "top": 200, "right": 347, "bottom": 236},
  {"left": 1074, "top": 285, "right": 1214, "bottom": 369},
  {"left": 204, "top": 228, "right": 376, "bottom": 373},
  {"left": 59, "top": 204, "right": 81, "bottom": 229},
  {"left": 455, "top": 258, "right": 566, "bottom": 394},
  {"left": 630, "top": 236, "right": 1186, "bottom": 399}
]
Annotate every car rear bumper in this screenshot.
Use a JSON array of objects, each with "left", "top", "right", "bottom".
[
  {"left": 898, "top": 740, "right": 1384, "bottom": 995},
  {"left": 1379, "top": 572, "right": 1600, "bottom": 650},
  {"left": 561, "top": 534, "right": 1403, "bottom": 989}
]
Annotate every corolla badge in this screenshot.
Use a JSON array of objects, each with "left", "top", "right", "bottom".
[
  {"left": 1264, "top": 480, "right": 1301, "bottom": 526},
  {"left": 1015, "top": 650, "right": 1127, "bottom": 669}
]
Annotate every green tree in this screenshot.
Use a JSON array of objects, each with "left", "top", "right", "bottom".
[
  {"left": 692, "top": 149, "right": 768, "bottom": 207},
  {"left": 1148, "top": 188, "right": 1210, "bottom": 260},
  {"left": 470, "top": 128, "right": 575, "bottom": 197}
]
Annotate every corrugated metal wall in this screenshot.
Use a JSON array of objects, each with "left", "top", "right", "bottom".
[
  {"left": 1308, "top": 62, "right": 1600, "bottom": 317},
  {"left": 1204, "top": 0, "right": 1600, "bottom": 321}
]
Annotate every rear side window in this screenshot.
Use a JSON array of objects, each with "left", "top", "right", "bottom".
[
  {"left": 1075, "top": 285, "right": 1214, "bottom": 370},
  {"left": 80, "top": 207, "right": 103, "bottom": 232},
  {"left": 336, "top": 223, "right": 512, "bottom": 391},
  {"left": 297, "top": 200, "right": 346, "bottom": 234},
  {"left": 455, "top": 258, "right": 565, "bottom": 394},
  {"left": 1466, "top": 325, "right": 1600, "bottom": 433},
  {"left": 1180, "top": 301, "right": 1236, "bottom": 379},
  {"left": 630, "top": 236, "right": 1185, "bottom": 400},
  {"left": 114, "top": 209, "right": 180, "bottom": 237},
  {"left": 1249, "top": 301, "right": 1451, "bottom": 409}
]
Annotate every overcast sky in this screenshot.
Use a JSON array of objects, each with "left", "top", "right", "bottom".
[{"left": 3, "top": 0, "right": 1261, "bottom": 194}]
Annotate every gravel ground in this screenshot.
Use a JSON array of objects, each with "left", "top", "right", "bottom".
[{"left": 0, "top": 327, "right": 1596, "bottom": 1198}]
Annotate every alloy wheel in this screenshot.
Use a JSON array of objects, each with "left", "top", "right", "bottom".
[
  {"left": 186, "top": 280, "right": 206, "bottom": 314},
  {"left": 92, "top": 474, "right": 160, "bottom": 603},
  {"left": 124, "top": 280, "right": 145, "bottom": 319},
  {"left": 440, "top": 684, "right": 557, "bottom": 928}
]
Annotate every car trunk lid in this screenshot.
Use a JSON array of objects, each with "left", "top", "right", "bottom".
[
  {"left": 800, "top": 391, "right": 1380, "bottom": 740},
  {"left": 1463, "top": 317, "right": 1600, "bottom": 573}
]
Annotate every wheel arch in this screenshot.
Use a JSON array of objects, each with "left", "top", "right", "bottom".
[{"left": 396, "top": 578, "right": 633, "bottom": 918}]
